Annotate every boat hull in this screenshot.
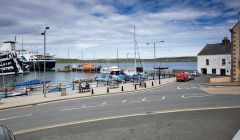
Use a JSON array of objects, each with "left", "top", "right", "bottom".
[
  {"left": 78, "top": 67, "right": 101, "bottom": 72},
  {"left": 28, "top": 61, "right": 56, "bottom": 71}
]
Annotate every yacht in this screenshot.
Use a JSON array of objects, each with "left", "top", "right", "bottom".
[{"left": 0, "top": 41, "right": 29, "bottom": 76}]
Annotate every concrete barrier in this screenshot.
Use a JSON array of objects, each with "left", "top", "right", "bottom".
[{"left": 208, "top": 76, "right": 231, "bottom": 83}]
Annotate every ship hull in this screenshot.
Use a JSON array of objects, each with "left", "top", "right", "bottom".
[{"left": 28, "top": 61, "right": 56, "bottom": 71}]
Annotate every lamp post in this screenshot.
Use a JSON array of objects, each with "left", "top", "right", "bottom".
[
  {"left": 41, "top": 27, "right": 50, "bottom": 97},
  {"left": 146, "top": 41, "right": 164, "bottom": 66},
  {"left": 146, "top": 41, "right": 164, "bottom": 80}
]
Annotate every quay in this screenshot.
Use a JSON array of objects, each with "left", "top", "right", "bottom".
[{"left": 0, "top": 77, "right": 175, "bottom": 110}]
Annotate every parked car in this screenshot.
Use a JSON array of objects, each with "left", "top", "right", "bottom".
[
  {"left": 185, "top": 72, "right": 194, "bottom": 80},
  {"left": 188, "top": 70, "right": 199, "bottom": 77},
  {"left": 176, "top": 72, "right": 189, "bottom": 82}
]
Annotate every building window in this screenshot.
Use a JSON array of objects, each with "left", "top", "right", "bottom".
[
  {"left": 222, "top": 59, "right": 226, "bottom": 65},
  {"left": 212, "top": 69, "right": 216, "bottom": 75},
  {"left": 206, "top": 59, "right": 209, "bottom": 65}
]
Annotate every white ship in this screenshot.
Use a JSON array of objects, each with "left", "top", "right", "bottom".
[{"left": 0, "top": 41, "right": 29, "bottom": 76}]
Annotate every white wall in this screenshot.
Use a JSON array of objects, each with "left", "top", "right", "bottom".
[{"left": 197, "top": 54, "right": 231, "bottom": 75}]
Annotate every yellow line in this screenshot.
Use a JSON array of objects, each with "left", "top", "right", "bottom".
[{"left": 14, "top": 105, "right": 240, "bottom": 135}]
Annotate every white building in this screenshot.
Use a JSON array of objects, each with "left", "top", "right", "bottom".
[{"left": 197, "top": 37, "right": 231, "bottom": 76}]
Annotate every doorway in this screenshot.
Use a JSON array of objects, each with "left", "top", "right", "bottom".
[
  {"left": 220, "top": 69, "right": 226, "bottom": 76},
  {"left": 201, "top": 68, "right": 207, "bottom": 74}
]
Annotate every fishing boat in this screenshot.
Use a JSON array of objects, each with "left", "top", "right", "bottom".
[{"left": 78, "top": 63, "right": 101, "bottom": 72}]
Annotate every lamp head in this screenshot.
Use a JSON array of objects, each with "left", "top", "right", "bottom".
[
  {"left": 146, "top": 43, "right": 150, "bottom": 45},
  {"left": 41, "top": 32, "right": 44, "bottom": 35},
  {"left": 46, "top": 27, "right": 50, "bottom": 30}
]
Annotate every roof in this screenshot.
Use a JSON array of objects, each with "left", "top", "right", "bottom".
[
  {"left": 231, "top": 21, "right": 240, "bottom": 30},
  {"left": 198, "top": 43, "right": 231, "bottom": 56},
  {"left": 3, "top": 41, "right": 16, "bottom": 44}
]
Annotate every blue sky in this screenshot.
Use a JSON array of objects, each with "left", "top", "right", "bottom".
[{"left": 0, "top": 0, "right": 239, "bottom": 59}]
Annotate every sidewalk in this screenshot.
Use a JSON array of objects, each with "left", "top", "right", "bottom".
[
  {"left": 200, "top": 82, "right": 240, "bottom": 86},
  {"left": 0, "top": 78, "right": 176, "bottom": 110}
]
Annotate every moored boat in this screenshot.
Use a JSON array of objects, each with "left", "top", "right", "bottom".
[{"left": 78, "top": 63, "right": 101, "bottom": 72}]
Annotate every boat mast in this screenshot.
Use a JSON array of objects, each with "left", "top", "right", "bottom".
[
  {"left": 117, "top": 48, "right": 119, "bottom": 68},
  {"left": 134, "top": 26, "right": 137, "bottom": 71}
]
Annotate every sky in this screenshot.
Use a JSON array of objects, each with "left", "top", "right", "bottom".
[{"left": 0, "top": 0, "right": 240, "bottom": 59}]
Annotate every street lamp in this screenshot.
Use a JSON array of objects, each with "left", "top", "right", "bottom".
[
  {"left": 146, "top": 41, "right": 164, "bottom": 67},
  {"left": 41, "top": 26, "right": 50, "bottom": 97},
  {"left": 146, "top": 41, "right": 164, "bottom": 81}
]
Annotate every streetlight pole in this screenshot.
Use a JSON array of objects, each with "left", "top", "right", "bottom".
[
  {"left": 41, "top": 27, "right": 50, "bottom": 97},
  {"left": 146, "top": 41, "right": 164, "bottom": 79}
]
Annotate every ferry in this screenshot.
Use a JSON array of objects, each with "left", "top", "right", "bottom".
[{"left": 0, "top": 41, "right": 29, "bottom": 76}]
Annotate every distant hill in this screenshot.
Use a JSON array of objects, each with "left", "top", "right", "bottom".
[{"left": 56, "top": 56, "right": 197, "bottom": 63}]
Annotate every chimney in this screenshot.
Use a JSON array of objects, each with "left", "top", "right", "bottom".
[{"left": 222, "top": 37, "right": 230, "bottom": 46}]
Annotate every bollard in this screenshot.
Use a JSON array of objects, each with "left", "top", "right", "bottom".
[
  {"left": 59, "top": 83, "right": 61, "bottom": 92},
  {"left": 26, "top": 86, "right": 28, "bottom": 96},
  {"left": 135, "top": 84, "right": 137, "bottom": 90},
  {"left": 91, "top": 89, "right": 94, "bottom": 95},
  {"left": 144, "top": 83, "right": 146, "bottom": 88},
  {"left": 152, "top": 81, "right": 154, "bottom": 86},
  {"left": 121, "top": 86, "right": 124, "bottom": 91},
  {"left": 72, "top": 81, "right": 75, "bottom": 90},
  {"left": 107, "top": 87, "right": 109, "bottom": 93}
]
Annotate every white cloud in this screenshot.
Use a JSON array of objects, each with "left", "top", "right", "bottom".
[{"left": 0, "top": 0, "right": 239, "bottom": 59}]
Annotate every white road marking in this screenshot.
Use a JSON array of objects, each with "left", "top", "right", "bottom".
[
  {"left": 177, "top": 86, "right": 181, "bottom": 90},
  {"left": 161, "top": 96, "right": 166, "bottom": 100},
  {"left": 101, "top": 102, "right": 107, "bottom": 106},
  {"left": 181, "top": 94, "right": 212, "bottom": 99},
  {"left": 122, "top": 100, "right": 127, "bottom": 103},
  {"left": 60, "top": 102, "right": 107, "bottom": 111},
  {"left": 0, "top": 113, "right": 32, "bottom": 121},
  {"left": 142, "top": 98, "right": 146, "bottom": 101}
]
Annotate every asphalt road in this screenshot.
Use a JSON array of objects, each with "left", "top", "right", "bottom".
[
  {"left": 16, "top": 108, "right": 240, "bottom": 140},
  {"left": 0, "top": 76, "right": 240, "bottom": 139}
]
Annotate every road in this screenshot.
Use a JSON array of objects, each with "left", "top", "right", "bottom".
[{"left": 0, "top": 76, "right": 240, "bottom": 139}]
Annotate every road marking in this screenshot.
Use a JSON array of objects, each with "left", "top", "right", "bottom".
[
  {"left": 129, "top": 98, "right": 147, "bottom": 103},
  {"left": 14, "top": 105, "right": 240, "bottom": 135},
  {"left": 122, "top": 100, "right": 127, "bottom": 103},
  {"left": 0, "top": 113, "right": 32, "bottom": 121},
  {"left": 181, "top": 94, "right": 212, "bottom": 99},
  {"left": 177, "top": 86, "right": 181, "bottom": 90},
  {"left": 60, "top": 102, "right": 107, "bottom": 111},
  {"left": 161, "top": 96, "right": 166, "bottom": 100},
  {"left": 101, "top": 102, "right": 107, "bottom": 106}
]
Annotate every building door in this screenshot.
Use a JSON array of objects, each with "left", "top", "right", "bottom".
[
  {"left": 201, "top": 68, "right": 207, "bottom": 74},
  {"left": 220, "top": 69, "right": 226, "bottom": 76}
]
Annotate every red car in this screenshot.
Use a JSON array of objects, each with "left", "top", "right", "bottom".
[{"left": 176, "top": 72, "right": 189, "bottom": 82}]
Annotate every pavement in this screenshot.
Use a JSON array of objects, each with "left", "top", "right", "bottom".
[
  {"left": 0, "top": 78, "right": 175, "bottom": 110},
  {"left": 201, "top": 81, "right": 240, "bottom": 86},
  {"left": 0, "top": 76, "right": 240, "bottom": 139}
]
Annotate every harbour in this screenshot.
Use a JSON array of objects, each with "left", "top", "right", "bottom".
[{"left": 1, "top": 62, "right": 197, "bottom": 85}]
